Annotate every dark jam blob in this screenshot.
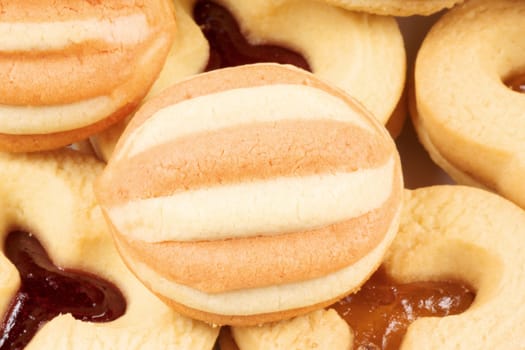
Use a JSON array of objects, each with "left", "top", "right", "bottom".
[
  {"left": 193, "top": 0, "right": 311, "bottom": 72},
  {"left": 217, "top": 327, "right": 239, "bottom": 350},
  {"left": 505, "top": 73, "right": 525, "bottom": 93},
  {"left": 331, "top": 267, "right": 475, "bottom": 350},
  {"left": 0, "top": 231, "right": 126, "bottom": 350}
]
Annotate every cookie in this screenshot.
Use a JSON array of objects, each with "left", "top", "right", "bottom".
[
  {"left": 95, "top": 63, "right": 404, "bottom": 326},
  {"left": 0, "top": 151, "right": 218, "bottom": 349},
  {"left": 412, "top": 0, "right": 525, "bottom": 208},
  {"left": 0, "top": 0, "right": 176, "bottom": 152},
  {"left": 322, "top": 0, "right": 464, "bottom": 16},
  {"left": 230, "top": 309, "right": 352, "bottom": 350},
  {"left": 384, "top": 185, "right": 525, "bottom": 348}
]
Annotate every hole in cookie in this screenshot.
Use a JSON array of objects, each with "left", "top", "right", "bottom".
[
  {"left": 215, "top": 267, "right": 475, "bottom": 350},
  {"left": 193, "top": 0, "right": 311, "bottom": 72},
  {"left": 504, "top": 73, "right": 525, "bottom": 93},
  {"left": 0, "top": 231, "right": 126, "bottom": 350}
]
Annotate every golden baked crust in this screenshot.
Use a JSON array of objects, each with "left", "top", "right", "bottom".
[
  {"left": 412, "top": 0, "right": 525, "bottom": 209},
  {"left": 0, "top": 151, "right": 218, "bottom": 349}
]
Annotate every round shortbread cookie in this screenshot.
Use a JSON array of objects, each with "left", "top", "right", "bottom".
[
  {"left": 412, "top": 0, "right": 525, "bottom": 209},
  {"left": 95, "top": 63, "right": 404, "bottom": 326},
  {"left": 91, "top": 0, "right": 406, "bottom": 161},
  {"left": 0, "top": 0, "right": 176, "bottom": 152},
  {"left": 0, "top": 151, "right": 218, "bottom": 349}
]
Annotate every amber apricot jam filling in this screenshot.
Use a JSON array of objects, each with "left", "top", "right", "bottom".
[
  {"left": 0, "top": 231, "right": 126, "bottom": 350},
  {"left": 505, "top": 73, "right": 525, "bottom": 93},
  {"left": 332, "top": 267, "right": 474, "bottom": 350},
  {"left": 193, "top": 0, "right": 311, "bottom": 72},
  {"left": 217, "top": 267, "right": 474, "bottom": 350}
]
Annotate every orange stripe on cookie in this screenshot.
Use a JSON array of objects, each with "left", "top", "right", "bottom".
[
  {"left": 99, "top": 119, "right": 393, "bottom": 204},
  {"left": 0, "top": 1, "right": 156, "bottom": 23}
]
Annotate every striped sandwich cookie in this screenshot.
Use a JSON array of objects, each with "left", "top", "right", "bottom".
[
  {"left": 0, "top": 0, "right": 175, "bottom": 152},
  {"left": 95, "top": 63, "right": 404, "bottom": 326}
]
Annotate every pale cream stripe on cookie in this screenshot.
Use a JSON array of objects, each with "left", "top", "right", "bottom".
[
  {"left": 0, "top": 96, "right": 117, "bottom": 134},
  {"left": 116, "top": 212, "right": 399, "bottom": 316},
  {"left": 107, "top": 157, "right": 395, "bottom": 242},
  {"left": 0, "top": 14, "right": 150, "bottom": 51},
  {"left": 114, "top": 84, "right": 376, "bottom": 161}
]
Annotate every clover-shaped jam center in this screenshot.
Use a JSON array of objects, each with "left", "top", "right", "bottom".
[
  {"left": 193, "top": 0, "right": 311, "bottom": 72},
  {"left": 0, "top": 231, "right": 126, "bottom": 350},
  {"left": 332, "top": 267, "right": 475, "bottom": 350}
]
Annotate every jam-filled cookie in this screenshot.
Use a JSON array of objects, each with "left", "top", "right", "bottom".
[
  {"left": 230, "top": 185, "right": 525, "bottom": 349},
  {"left": 91, "top": 0, "right": 406, "bottom": 161},
  {"left": 412, "top": 0, "right": 525, "bottom": 209},
  {"left": 95, "top": 64, "right": 404, "bottom": 326},
  {"left": 0, "top": 151, "right": 218, "bottom": 349},
  {"left": 320, "top": 0, "right": 464, "bottom": 16},
  {"left": 0, "top": 0, "right": 176, "bottom": 152}
]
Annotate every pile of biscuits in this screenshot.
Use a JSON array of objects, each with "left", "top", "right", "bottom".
[{"left": 1, "top": 0, "right": 525, "bottom": 349}]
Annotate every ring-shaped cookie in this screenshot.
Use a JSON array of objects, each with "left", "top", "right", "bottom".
[
  {"left": 0, "top": 0, "right": 176, "bottom": 152},
  {"left": 230, "top": 185, "right": 525, "bottom": 348},
  {"left": 385, "top": 185, "right": 525, "bottom": 348},
  {"left": 0, "top": 151, "right": 218, "bottom": 349},
  {"left": 318, "top": 0, "right": 464, "bottom": 16},
  {"left": 91, "top": 0, "right": 406, "bottom": 161},
  {"left": 412, "top": 0, "right": 525, "bottom": 209}
]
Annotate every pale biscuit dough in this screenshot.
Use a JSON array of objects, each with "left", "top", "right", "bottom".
[
  {"left": 96, "top": 64, "right": 403, "bottom": 325},
  {"left": 321, "top": 0, "right": 463, "bottom": 16},
  {"left": 0, "top": 151, "right": 218, "bottom": 349},
  {"left": 412, "top": 0, "right": 525, "bottom": 209},
  {"left": 232, "top": 309, "right": 352, "bottom": 350},
  {"left": 231, "top": 185, "right": 525, "bottom": 348},
  {"left": 0, "top": 0, "right": 176, "bottom": 152},
  {"left": 91, "top": 0, "right": 406, "bottom": 161}
]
